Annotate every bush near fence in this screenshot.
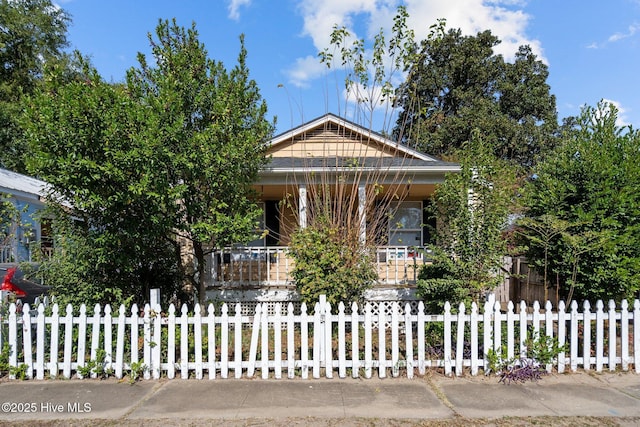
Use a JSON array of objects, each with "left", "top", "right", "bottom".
[{"left": 0, "top": 295, "right": 638, "bottom": 380}]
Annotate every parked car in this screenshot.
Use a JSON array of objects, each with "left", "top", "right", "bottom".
[{"left": 0, "top": 263, "right": 50, "bottom": 305}]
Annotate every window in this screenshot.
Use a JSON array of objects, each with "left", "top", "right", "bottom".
[{"left": 388, "top": 201, "right": 422, "bottom": 246}]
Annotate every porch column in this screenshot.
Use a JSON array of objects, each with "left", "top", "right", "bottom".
[
  {"left": 299, "top": 184, "right": 307, "bottom": 229},
  {"left": 358, "top": 184, "right": 366, "bottom": 245}
]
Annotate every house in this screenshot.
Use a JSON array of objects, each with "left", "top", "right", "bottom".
[
  {"left": 204, "top": 114, "right": 459, "bottom": 303},
  {"left": 0, "top": 168, "right": 51, "bottom": 263}
]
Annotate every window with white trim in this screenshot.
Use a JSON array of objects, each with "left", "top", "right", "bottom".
[{"left": 388, "top": 201, "right": 422, "bottom": 246}]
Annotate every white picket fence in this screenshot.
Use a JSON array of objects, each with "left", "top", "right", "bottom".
[{"left": 0, "top": 296, "right": 639, "bottom": 380}]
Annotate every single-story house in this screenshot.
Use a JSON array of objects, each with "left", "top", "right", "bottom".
[
  {"left": 0, "top": 168, "right": 51, "bottom": 263},
  {"left": 204, "top": 113, "right": 460, "bottom": 301}
]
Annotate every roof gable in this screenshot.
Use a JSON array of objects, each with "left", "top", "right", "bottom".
[{"left": 267, "top": 113, "right": 438, "bottom": 162}]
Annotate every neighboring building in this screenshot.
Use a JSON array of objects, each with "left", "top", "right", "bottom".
[
  {"left": 205, "top": 114, "right": 460, "bottom": 302},
  {"left": 0, "top": 168, "right": 51, "bottom": 263}
]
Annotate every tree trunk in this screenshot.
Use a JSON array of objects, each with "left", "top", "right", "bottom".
[
  {"left": 178, "top": 233, "right": 196, "bottom": 300},
  {"left": 193, "top": 241, "right": 206, "bottom": 304}
]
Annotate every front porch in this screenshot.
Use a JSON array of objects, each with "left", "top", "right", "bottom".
[{"left": 203, "top": 245, "right": 430, "bottom": 290}]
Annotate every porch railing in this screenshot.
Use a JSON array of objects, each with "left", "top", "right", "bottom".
[
  {"left": 0, "top": 245, "right": 14, "bottom": 263},
  {"left": 204, "top": 246, "right": 429, "bottom": 289}
]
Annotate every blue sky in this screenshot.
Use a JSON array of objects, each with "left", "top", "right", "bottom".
[{"left": 58, "top": 0, "right": 640, "bottom": 134}]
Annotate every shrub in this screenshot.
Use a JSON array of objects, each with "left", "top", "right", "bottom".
[
  {"left": 415, "top": 252, "right": 475, "bottom": 313},
  {"left": 288, "top": 216, "right": 376, "bottom": 307}
]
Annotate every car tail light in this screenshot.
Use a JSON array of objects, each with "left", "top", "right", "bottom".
[{"left": 1, "top": 268, "right": 26, "bottom": 298}]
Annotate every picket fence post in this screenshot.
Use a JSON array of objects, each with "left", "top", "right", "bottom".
[
  {"left": 8, "top": 304, "right": 17, "bottom": 379},
  {"left": 76, "top": 304, "right": 87, "bottom": 379},
  {"left": 287, "top": 302, "right": 295, "bottom": 379},
  {"left": 391, "top": 302, "right": 399, "bottom": 378},
  {"left": 207, "top": 303, "right": 216, "bottom": 380},
  {"left": 364, "top": 302, "right": 372, "bottom": 379},
  {"left": 570, "top": 300, "right": 579, "bottom": 372},
  {"left": 608, "top": 300, "right": 617, "bottom": 371},
  {"left": 234, "top": 303, "right": 243, "bottom": 379},
  {"left": 114, "top": 304, "right": 126, "bottom": 379},
  {"left": 506, "top": 301, "right": 515, "bottom": 361},
  {"left": 312, "top": 302, "right": 320, "bottom": 379},
  {"left": 518, "top": 301, "right": 527, "bottom": 356},
  {"left": 36, "top": 304, "right": 45, "bottom": 380},
  {"left": 595, "top": 300, "right": 604, "bottom": 372},
  {"left": 338, "top": 302, "right": 346, "bottom": 378},
  {"left": 273, "top": 303, "right": 282, "bottom": 379},
  {"left": 492, "top": 301, "right": 501, "bottom": 364},
  {"left": 416, "top": 301, "right": 425, "bottom": 375},
  {"left": 152, "top": 301, "right": 161, "bottom": 379},
  {"left": 49, "top": 304, "right": 60, "bottom": 378},
  {"left": 482, "top": 300, "right": 492, "bottom": 372},
  {"left": 443, "top": 301, "right": 452, "bottom": 376},
  {"left": 221, "top": 303, "right": 229, "bottom": 379},
  {"left": 129, "top": 304, "right": 138, "bottom": 375},
  {"left": 22, "top": 304, "right": 33, "bottom": 379},
  {"left": 167, "top": 304, "right": 176, "bottom": 379},
  {"left": 260, "top": 303, "right": 268, "bottom": 379},
  {"left": 143, "top": 304, "right": 151, "bottom": 380},
  {"left": 557, "top": 301, "right": 566, "bottom": 374},
  {"left": 583, "top": 301, "right": 592, "bottom": 371},
  {"left": 404, "top": 302, "right": 414, "bottom": 379},
  {"left": 544, "top": 301, "right": 553, "bottom": 372},
  {"left": 351, "top": 302, "right": 360, "bottom": 379},
  {"left": 300, "top": 302, "right": 309, "bottom": 379},
  {"left": 455, "top": 303, "right": 465, "bottom": 376},
  {"left": 378, "top": 302, "right": 386, "bottom": 379},
  {"left": 470, "top": 302, "right": 478, "bottom": 376},
  {"left": 247, "top": 303, "right": 260, "bottom": 378},
  {"left": 194, "top": 304, "right": 203, "bottom": 380},
  {"left": 324, "top": 302, "right": 333, "bottom": 379},
  {"left": 620, "top": 299, "right": 629, "bottom": 371}
]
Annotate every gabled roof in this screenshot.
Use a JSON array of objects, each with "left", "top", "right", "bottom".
[
  {"left": 268, "top": 113, "right": 439, "bottom": 162},
  {"left": 260, "top": 114, "right": 459, "bottom": 185}
]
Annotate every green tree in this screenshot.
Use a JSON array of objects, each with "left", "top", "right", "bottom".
[
  {"left": 521, "top": 101, "right": 640, "bottom": 302},
  {"left": 126, "top": 20, "right": 274, "bottom": 303},
  {"left": 417, "top": 132, "right": 517, "bottom": 305},
  {"left": 394, "top": 23, "right": 558, "bottom": 170},
  {"left": 23, "top": 58, "right": 182, "bottom": 307},
  {"left": 23, "top": 20, "right": 274, "bottom": 305},
  {"left": 0, "top": 0, "right": 70, "bottom": 172}
]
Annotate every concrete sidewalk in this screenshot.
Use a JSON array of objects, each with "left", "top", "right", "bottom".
[{"left": 0, "top": 372, "right": 638, "bottom": 425}]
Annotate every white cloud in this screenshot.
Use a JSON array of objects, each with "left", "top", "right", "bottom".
[
  {"left": 608, "top": 23, "right": 640, "bottom": 42},
  {"left": 601, "top": 99, "right": 630, "bottom": 127},
  {"left": 288, "top": 0, "right": 545, "bottom": 88},
  {"left": 286, "top": 55, "right": 328, "bottom": 88},
  {"left": 588, "top": 22, "right": 639, "bottom": 49},
  {"left": 227, "top": 0, "right": 251, "bottom": 21}
]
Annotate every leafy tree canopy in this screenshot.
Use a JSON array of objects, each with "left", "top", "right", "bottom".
[
  {"left": 418, "top": 131, "right": 518, "bottom": 304},
  {"left": 394, "top": 21, "right": 558, "bottom": 170},
  {"left": 23, "top": 19, "right": 274, "bottom": 305},
  {"left": 0, "top": 0, "right": 71, "bottom": 172},
  {"left": 520, "top": 101, "right": 640, "bottom": 302}
]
